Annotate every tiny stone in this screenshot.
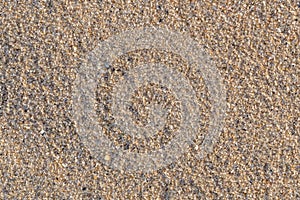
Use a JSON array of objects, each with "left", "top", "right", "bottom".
[{"left": 104, "top": 154, "right": 111, "bottom": 161}]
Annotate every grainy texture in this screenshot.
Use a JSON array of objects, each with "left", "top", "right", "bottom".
[{"left": 0, "top": 0, "right": 299, "bottom": 199}]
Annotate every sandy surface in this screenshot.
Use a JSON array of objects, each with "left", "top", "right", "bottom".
[{"left": 0, "top": 0, "right": 299, "bottom": 199}]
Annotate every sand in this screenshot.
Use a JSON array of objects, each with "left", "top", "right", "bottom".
[{"left": 0, "top": 0, "right": 299, "bottom": 199}]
